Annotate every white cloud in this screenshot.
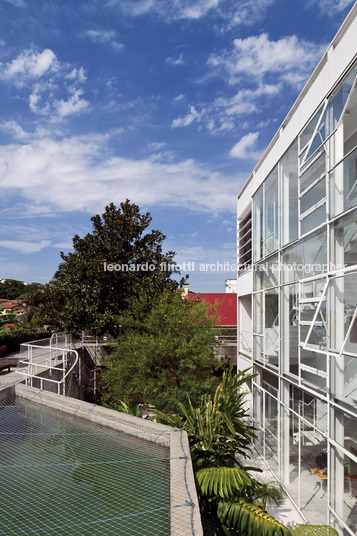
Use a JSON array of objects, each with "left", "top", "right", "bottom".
[
  {"left": 172, "top": 105, "right": 201, "bottom": 128},
  {"left": 85, "top": 29, "right": 124, "bottom": 52},
  {"left": 115, "top": 0, "right": 273, "bottom": 26},
  {"left": 308, "top": 0, "right": 354, "bottom": 14},
  {"left": 209, "top": 33, "right": 326, "bottom": 86},
  {"left": 29, "top": 84, "right": 89, "bottom": 120},
  {"left": 1, "top": 48, "right": 56, "bottom": 81},
  {"left": 54, "top": 89, "right": 90, "bottom": 119},
  {"left": 215, "top": 84, "right": 280, "bottom": 116},
  {"left": 229, "top": 132, "right": 261, "bottom": 160},
  {"left": 4, "top": 0, "right": 25, "bottom": 6},
  {"left": 0, "top": 40, "right": 5, "bottom": 46},
  {"left": 66, "top": 67, "right": 87, "bottom": 83},
  {"left": 0, "top": 240, "right": 51, "bottom": 254},
  {"left": 0, "top": 121, "right": 29, "bottom": 141},
  {"left": 180, "top": 0, "right": 220, "bottom": 19},
  {"left": 0, "top": 132, "right": 242, "bottom": 214},
  {"left": 166, "top": 54, "right": 185, "bottom": 66}
]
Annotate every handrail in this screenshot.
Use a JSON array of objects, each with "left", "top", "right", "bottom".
[{"left": 16, "top": 342, "right": 78, "bottom": 395}]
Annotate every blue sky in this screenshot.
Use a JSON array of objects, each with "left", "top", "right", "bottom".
[{"left": 0, "top": 0, "right": 355, "bottom": 291}]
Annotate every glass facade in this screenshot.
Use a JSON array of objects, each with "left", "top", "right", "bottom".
[{"left": 238, "top": 60, "right": 357, "bottom": 535}]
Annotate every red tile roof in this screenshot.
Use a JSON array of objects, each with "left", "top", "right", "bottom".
[{"left": 185, "top": 293, "right": 237, "bottom": 326}]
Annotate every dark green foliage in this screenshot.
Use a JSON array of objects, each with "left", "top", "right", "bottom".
[
  {"left": 217, "top": 500, "right": 291, "bottom": 536},
  {"left": 0, "top": 279, "right": 43, "bottom": 300},
  {"left": 100, "top": 291, "right": 222, "bottom": 412},
  {"left": 155, "top": 368, "right": 290, "bottom": 536},
  {"left": 0, "top": 328, "right": 51, "bottom": 353},
  {"left": 42, "top": 201, "right": 182, "bottom": 336}
]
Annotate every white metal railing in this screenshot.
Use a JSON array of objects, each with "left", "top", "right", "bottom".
[{"left": 16, "top": 338, "right": 78, "bottom": 395}]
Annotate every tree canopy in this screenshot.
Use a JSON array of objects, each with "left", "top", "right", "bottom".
[
  {"left": 100, "top": 291, "right": 223, "bottom": 412},
  {"left": 43, "top": 200, "right": 183, "bottom": 336},
  {"left": 0, "top": 279, "right": 43, "bottom": 300}
]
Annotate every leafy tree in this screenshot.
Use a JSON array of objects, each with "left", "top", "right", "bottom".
[
  {"left": 42, "top": 201, "right": 183, "bottom": 336},
  {"left": 0, "top": 279, "right": 43, "bottom": 300},
  {"left": 100, "top": 291, "right": 223, "bottom": 412}
]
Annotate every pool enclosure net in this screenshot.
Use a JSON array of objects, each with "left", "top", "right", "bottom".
[{"left": 0, "top": 387, "right": 196, "bottom": 536}]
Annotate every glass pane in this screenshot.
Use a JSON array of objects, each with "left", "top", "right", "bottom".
[
  {"left": 264, "top": 289, "right": 279, "bottom": 369},
  {"left": 329, "top": 447, "right": 357, "bottom": 535},
  {"left": 265, "top": 392, "right": 279, "bottom": 473},
  {"left": 301, "top": 204, "right": 326, "bottom": 235},
  {"left": 281, "top": 140, "right": 298, "bottom": 246},
  {"left": 303, "top": 70, "right": 356, "bottom": 164},
  {"left": 328, "top": 69, "right": 357, "bottom": 134},
  {"left": 280, "top": 407, "right": 299, "bottom": 505},
  {"left": 301, "top": 310, "right": 328, "bottom": 349},
  {"left": 304, "top": 108, "right": 327, "bottom": 161},
  {"left": 301, "top": 368, "right": 326, "bottom": 393},
  {"left": 300, "top": 278, "right": 327, "bottom": 300},
  {"left": 330, "top": 407, "right": 357, "bottom": 452},
  {"left": 330, "top": 146, "right": 357, "bottom": 218},
  {"left": 253, "top": 387, "right": 264, "bottom": 452},
  {"left": 328, "top": 272, "right": 357, "bottom": 356},
  {"left": 300, "top": 426, "right": 327, "bottom": 523},
  {"left": 281, "top": 229, "right": 327, "bottom": 283},
  {"left": 301, "top": 348, "right": 327, "bottom": 372},
  {"left": 264, "top": 167, "right": 279, "bottom": 257},
  {"left": 253, "top": 292, "right": 263, "bottom": 334},
  {"left": 281, "top": 284, "right": 298, "bottom": 376},
  {"left": 331, "top": 354, "right": 357, "bottom": 411},
  {"left": 300, "top": 303, "right": 318, "bottom": 321},
  {"left": 253, "top": 184, "right": 263, "bottom": 262},
  {"left": 253, "top": 335, "right": 264, "bottom": 363},
  {"left": 254, "top": 255, "right": 279, "bottom": 290},
  {"left": 300, "top": 152, "right": 326, "bottom": 192},
  {"left": 300, "top": 104, "right": 324, "bottom": 151},
  {"left": 301, "top": 178, "right": 326, "bottom": 214},
  {"left": 330, "top": 209, "right": 357, "bottom": 270}
]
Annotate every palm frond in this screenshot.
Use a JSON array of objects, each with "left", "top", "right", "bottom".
[
  {"left": 217, "top": 499, "right": 292, "bottom": 536},
  {"left": 196, "top": 466, "right": 253, "bottom": 499}
]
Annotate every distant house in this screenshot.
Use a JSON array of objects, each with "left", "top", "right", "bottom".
[{"left": 185, "top": 291, "right": 237, "bottom": 365}]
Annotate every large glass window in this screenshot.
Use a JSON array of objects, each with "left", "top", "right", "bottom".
[
  {"left": 331, "top": 354, "right": 357, "bottom": 411},
  {"left": 330, "top": 146, "right": 357, "bottom": 218},
  {"left": 301, "top": 179, "right": 326, "bottom": 214},
  {"left": 264, "top": 288, "right": 279, "bottom": 369},
  {"left": 329, "top": 447, "right": 357, "bottom": 535},
  {"left": 253, "top": 184, "right": 263, "bottom": 262},
  {"left": 254, "top": 254, "right": 279, "bottom": 291},
  {"left": 301, "top": 204, "right": 326, "bottom": 236},
  {"left": 300, "top": 152, "right": 326, "bottom": 192},
  {"left": 265, "top": 391, "right": 279, "bottom": 473},
  {"left": 264, "top": 167, "right": 279, "bottom": 257},
  {"left": 281, "top": 229, "right": 327, "bottom": 283},
  {"left": 328, "top": 272, "right": 357, "bottom": 357},
  {"left": 330, "top": 209, "right": 357, "bottom": 270},
  {"left": 300, "top": 67, "right": 357, "bottom": 165},
  {"left": 281, "top": 140, "right": 298, "bottom": 246},
  {"left": 281, "top": 283, "right": 298, "bottom": 377}
]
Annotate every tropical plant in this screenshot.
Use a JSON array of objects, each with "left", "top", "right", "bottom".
[{"left": 155, "top": 366, "right": 288, "bottom": 535}]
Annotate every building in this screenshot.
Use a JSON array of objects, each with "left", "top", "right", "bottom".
[
  {"left": 185, "top": 291, "right": 237, "bottom": 364},
  {"left": 236, "top": 4, "right": 357, "bottom": 535},
  {"left": 225, "top": 279, "right": 238, "bottom": 293}
]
